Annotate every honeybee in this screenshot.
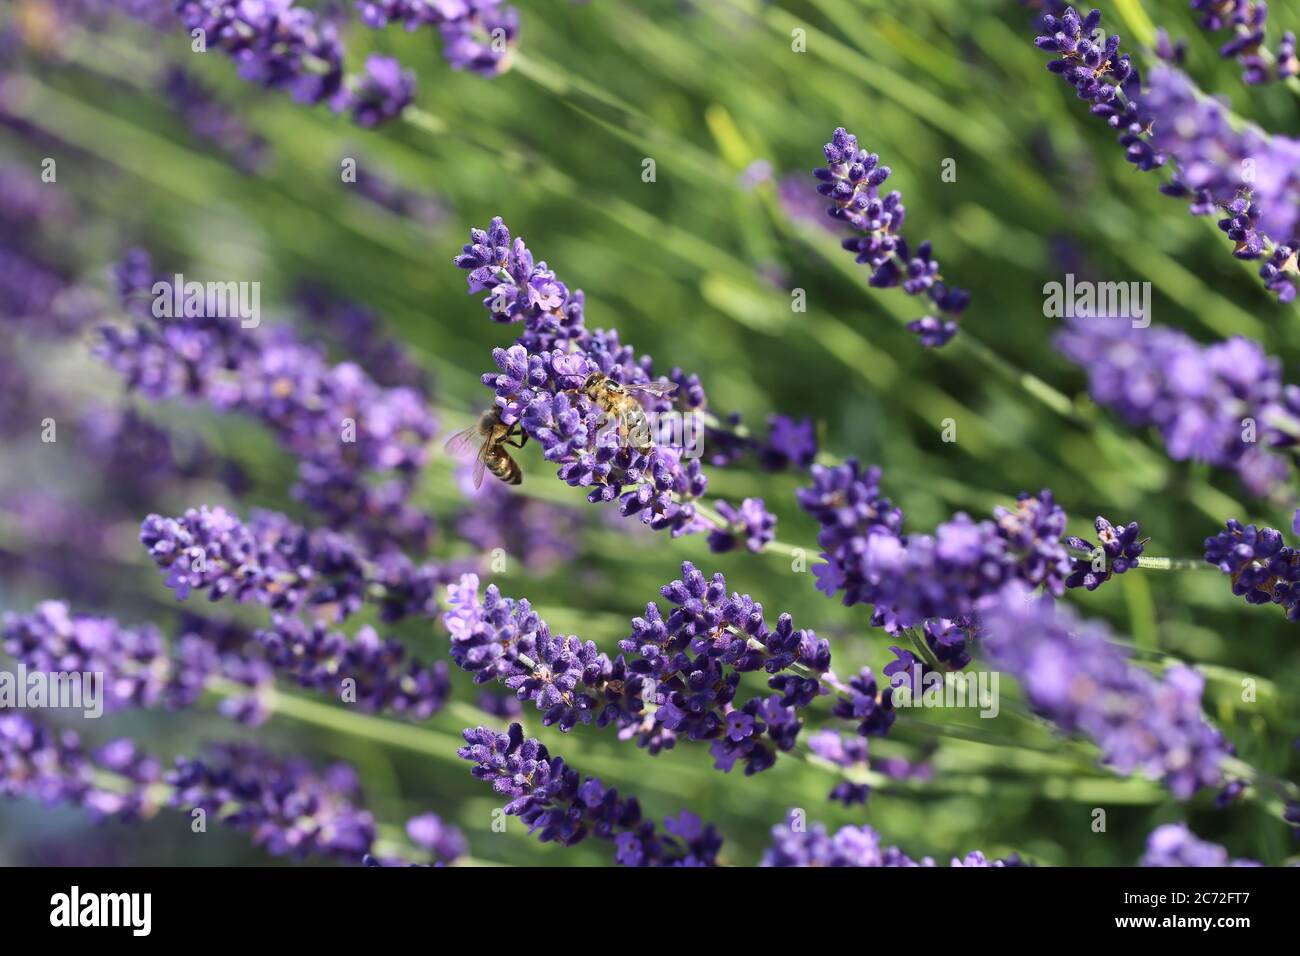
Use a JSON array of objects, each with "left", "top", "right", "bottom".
[
  {"left": 579, "top": 372, "right": 677, "bottom": 453},
  {"left": 444, "top": 408, "right": 528, "bottom": 488}
]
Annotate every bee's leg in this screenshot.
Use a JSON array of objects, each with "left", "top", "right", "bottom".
[{"left": 503, "top": 425, "right": 528, "bottom": 448}]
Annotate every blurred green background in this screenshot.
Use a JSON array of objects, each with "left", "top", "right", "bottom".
[{"left": 1, "top": 0, "right": 1298, "bottom": 866}]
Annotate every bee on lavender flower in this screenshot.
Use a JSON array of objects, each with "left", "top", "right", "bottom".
[
  {"left": 579, "top": 372, "right": 677, "bottom": 453},
  {"left": 445, "top": 408, "right": 528, "bottom": 488}
]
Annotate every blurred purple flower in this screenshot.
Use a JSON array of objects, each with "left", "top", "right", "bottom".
[{"left": 981, "top": 584, "right": 1230, "bottom": 799}]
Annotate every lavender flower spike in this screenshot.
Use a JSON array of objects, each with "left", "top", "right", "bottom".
[
  {"left": 1033, "top": 10, "right": 1300, "bottom": 301},
  {"left": 1140, "top": 823, "right": 1259, "bottom": 866},
  {"left": 175, "top": 0, "right": 346, "bottom": 107},
  {"left": 139, "top": 506, "right": 443, "bottom": 624},
  {"left": 1189, "top": 0, "right": 1296, "bottom": 85},
  {"left": 458, "top": 723, "right": 722, "bottom": 865},
  {"left": 3, "top": 715, "right": 449, "bottom": 866},
  {"left": 357, "top": 0, "right": 520, "bottom": 77},
  {"left": 981, "top": 584, "right": 1230, "bottom": 799},
  {"left": 443, "top": 564, "right": 835, "bottom": 774},
  {"left": 1203, "top": 517, "right": 1300, "bottom": 619},
  {"left": 815, "top": 127, "right": 969, "bottom": 346},
  {"left": 1055, "top": 315, "right": 1290, "bottom": 497},
  {"left": 340, "top": 55, "right": 415, "bottom": 128},
  {"left": 762, "top": 810, "right": 1023, "bottom": 867}
]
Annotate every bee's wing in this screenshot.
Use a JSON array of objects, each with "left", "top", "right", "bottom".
[
  {"left": 471, "top": 446, "right": 490, "bottom": 490},
  {"left": 443, "top": 423, "right": 483, "bottom": 458},
  {"left": 623, "top": 380, "right": 678, "bottom": 399},
  {"left": 445, "top": 423, "right": 493, "bottom": 489}
]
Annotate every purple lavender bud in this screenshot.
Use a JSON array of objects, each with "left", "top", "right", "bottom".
[
  {"left": 1035, "top": 15, "right": 1300, "bottom": 299},
  {"left": 1140, "top": 823, "right": 1259, "bottom": 866},
  {"left": 445, "top": 564, "right": 831, "bottom": 773},
  {"left": 439, "top": 0, "right": 520, "bottom": 76},
  {"left": 758, "top": 414, "right": 818, "bottom": 470},
  {"left": 1260, "top": 245, "right": 1299, "bottom": 303},
  {"left": 800, "top": 461, "right": 1072, "bottom": 629},
  {"left": 3, "top": 712, "right": 455, "bottom": 865},
  {"left": 807, "top": 729, "right": 871, "bottom": 805},
  {"left": 795, "top": 458, "right": 905, "bottom": 607},
  {"left": 404, "top": 812, "right": 467, "bottom": 863},
  {"left": 1, "top": 715, "right": 100, "bottom": 811},
  {"left": 1065, "top": 515, "right": 1146, "bottom": 590},
  {"left": 3, "top": 601, "right": 207, "bottom": 712},
  {"left": 1216, "top": 778, "right": 1248, "bottom": 807},
  {"left": 454, "top": 216, "right": 788, "bottom": 526},
  {"left": 762, "top": 812, "right": 905, "bottom": 866},
  {"left": 1190, "top": 0, "right": 1292, "bottom": 85},
  {"left": 457, "top": 723, "right": 721, "bottom": 865},
  {"left": 706, "top": 497, "right": 777, "bottom": 553},
  {"left": 337, "top": 55, "right": 415, "bottom": 128},
  {"left": 831, "top": 666, "right": 897, "bottom": 737},
  {"left": 444, "top": 573, "right": 546, "bottom": 684},
  {"left": 982, "top": 584, "right": 1230, "bottom": 798},
  {"left": 475, "top": 689, "right": 524, "bottom": 718},
  {"left": 325, "top": 161, "right": 448, "bottom": 232},
  {"left": 141, "top": 506, "right": 364, "bottom": 617},
  {"left": 1154, "top": 27, "right": 1188, "bottom": 64},
  {"left": 1279, "top": 30, "right": 1298, "bottom": 76},
  {"left": 906, "top": 315, "right": 959, "bottom": 348}
]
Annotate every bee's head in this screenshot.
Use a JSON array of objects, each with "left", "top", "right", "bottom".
[{"left": 581, "top": 371, "right": 605, "bottom": 397}]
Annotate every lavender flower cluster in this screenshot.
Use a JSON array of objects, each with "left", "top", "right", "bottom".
[
  {"left": 356, "top": 0, "right": 520, "bottom": 76},
  {"left": 1034, "top": 7, "right": 1300, "bottom": 301},
  {"left": 816, "top": 127, "right": 970, "bottom": 347},
  {"left": 456, "top": 217, "right": 782, "bottom": 547},
  {"left": 175, "top": 0, "right": 347, "bottom": 110},
  {"left": 100, "top": 249, "right": 438, "bottom": 550},
  {"left": 4, "top": 599, "right": 451, "bottom": 724},
  {"left": 1189, "top": 0, "right": 1298, "bottom": 85},
  {"left": 2, "top": 713, "right": 461, "bottom": 865},
  {"left": 764, "top": 813, "right": 1254, "bottom": 867},
  {"left": 1056, "top": 315, "right": 1292, "bottom": 496},
  {"left": 701, "top": 412, "right": 819, "bottom": 473},
  {"left": 458, "top": 723, "right": 721, "bottom": 865},
  {"left": 761, "top": 811, "right": 1020, "bottom": 867},
  {"left": 443, "top": 562, "right": 844, "bottom": 775},
  {"left": 3, "top": 601, "right": 268, "bottom": 721},
  {"left": 139, "top": 505, "right": 445, "bottom": 624},
  {"left": 1203, "top": 516, "right": 1300, "bottom": 619},
  {"left": 797, "top": 458, "right": 1135, "bottom": 634},
  {"left": 173, "top": 1, "right": 417, "bottom": 126},
  {"left": 981, "top": 585, "right": 1230, "bottom": 799},
  {"left": 1140, "top": 822, "right": 1259, "bottom": 866}
]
